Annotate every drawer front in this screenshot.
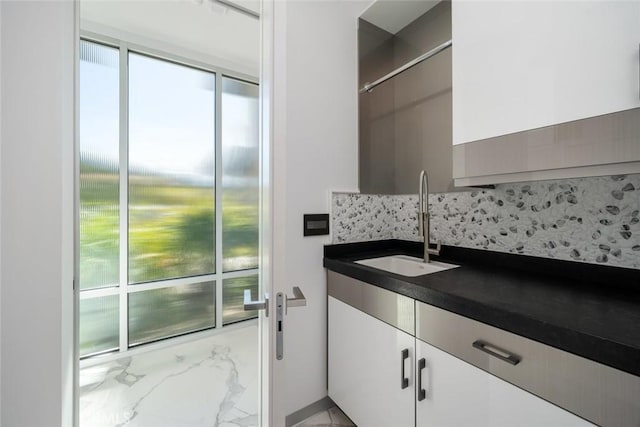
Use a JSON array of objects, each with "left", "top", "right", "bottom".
[
  {"left": 417, "top": 301, "right": 640, "bottom": 427},
  {"left": 327, "top": 271, "right": 414, "bottom": 335}
]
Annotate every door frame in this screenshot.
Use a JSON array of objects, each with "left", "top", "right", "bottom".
[
  {"left": 70, "top": 0, "right": 284, "bottom": 424},
  {"left": 259, "top": 0, "right": 288, "bottom": 424}
]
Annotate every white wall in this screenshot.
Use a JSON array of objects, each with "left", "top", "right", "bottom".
[
  {"left": 0, "top": 1, "right": 364, "bottom": 424},
  {"left": 0, "top": 2, "right": 3, "bottom": 422},
  {"left": 0, "top": 2, "right": 75, "bottom": 426},
  {"left": 275, "top": 0, "right": 367, "bottom": 416}
]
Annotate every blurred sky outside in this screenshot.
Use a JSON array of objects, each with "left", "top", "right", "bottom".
[{"left": 80, "top": 44, "right": 258, "bottom": 188}]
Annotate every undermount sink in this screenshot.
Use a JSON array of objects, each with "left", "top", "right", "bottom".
[{"left": 355, "top": 255, "right": 459, "bottom": 277}]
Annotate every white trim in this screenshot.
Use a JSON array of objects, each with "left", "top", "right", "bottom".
[
  {"left": 79, "top": 287, "right": 118, "bottom": 300},
  {"left": 329, "top": 189, "right": 361, "bottom": 195},
  {"left": 72, "top": 2, "right": 81, "bottom": 425},
  {"left": 219, "top": 268, "right": 260, "bottom": 279},
  {"left": 81, "top": 30, "right": 258, "bottom": 85},
  {"left": 80, "top": 19, "right": 258, "bottom": 78},
  {"left": 118, "top": 41, "right": 129, "bottom": 354},
  {"left": 262, "top": 0, "right": 289, "bottom": 424},
  {"left": 79, "top": 270, "right": 260, "bottom": 299},
  {"left": 258, "top": 0, "right": 275, "bottom": 425},
  {"left": 126, "top": 275, "right": 217, "bottom": 293},
  {"left": 215, "top": 72, "right": 224, "bottom": 329}
]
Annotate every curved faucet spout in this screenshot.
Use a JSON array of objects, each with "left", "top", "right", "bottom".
[
  {"left": 418, "top": 170, "right": 428, "bottom": 236},
  {"left": 418, "top": 170, "right": 439, "bottom": 263}
]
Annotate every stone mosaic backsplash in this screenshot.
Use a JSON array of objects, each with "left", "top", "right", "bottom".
[{"left": 331, "top": 174, "right": 640, "bottom": 269}]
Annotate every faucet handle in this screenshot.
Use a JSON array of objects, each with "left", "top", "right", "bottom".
[{"left": 427, "top": 241, "right": 441, "bottom": 256}]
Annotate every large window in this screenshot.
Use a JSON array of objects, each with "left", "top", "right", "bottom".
[{"left": 79, "top": 40, "right": 259, "bottom": 358}]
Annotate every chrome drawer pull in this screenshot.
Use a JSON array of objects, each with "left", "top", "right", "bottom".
[{"left": 472, "top": 340, "right": 521, "bottom": 365}]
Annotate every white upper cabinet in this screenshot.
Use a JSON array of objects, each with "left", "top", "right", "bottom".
[
  {"left": 452, "top": 0, "right": 640, "bottom": 145},
  {"left": 452, "top": 0, "right": 640, "bottom": 186}
]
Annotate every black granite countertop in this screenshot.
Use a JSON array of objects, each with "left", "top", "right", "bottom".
[{"left": 324, "top": 240, "right": 640, "bottom": 377}]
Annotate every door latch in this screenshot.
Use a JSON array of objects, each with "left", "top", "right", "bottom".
[
  {"left": 276, "top": 287, "right": 307, "bottom": 360},
  {"left": 243, "top": 286, "right": 307, "bottom": 360}
]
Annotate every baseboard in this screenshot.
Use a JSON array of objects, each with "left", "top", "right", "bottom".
[{"left": 285, "top": 396, "right": 335, "bottom": 427}]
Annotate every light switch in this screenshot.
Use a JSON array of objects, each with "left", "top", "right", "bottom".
[{"left": 303, "top": 214, "right": 329, "bottom": 236}]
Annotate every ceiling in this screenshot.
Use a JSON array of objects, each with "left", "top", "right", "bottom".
[
  {"left": 360, "top": 0, "right": 441, "bottom": 34},
  {"left": 81, "top": 0, "right": 260, "bottom": 77}
]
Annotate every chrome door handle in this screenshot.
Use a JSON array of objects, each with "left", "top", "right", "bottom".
[
  {"left": 244, "top": 286, "right": 306, "bottom": 317},
  {"left": 244, "top": 289, "right": 269, "bottom": 317},
  {"left": 285, "top": 286, "right": 306, "bottom": 313}
]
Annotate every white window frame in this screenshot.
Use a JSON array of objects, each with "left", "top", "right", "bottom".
[{"left": 79, "top": 33, "right": 260, "bottom": 364}]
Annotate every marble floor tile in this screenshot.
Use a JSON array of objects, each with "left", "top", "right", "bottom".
[
  {"left": 294, "top": 406, "right": 355, "bottom": 427},
  {"left": 80, "top": 324, "right": 258, "bottom": 427}
]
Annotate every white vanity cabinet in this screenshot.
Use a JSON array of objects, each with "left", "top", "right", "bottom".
[
  {"left": 451, "top": 0, "right": 640, "bottom": 185},
  {"left": 415, "top": 339, "right": 592, "bottom": 427},
  {"left": 328, "top": 296, "right": 415, "bottom": 427},
  {"left": 327, "top": 271, "right": 640, "bottom": 427}
]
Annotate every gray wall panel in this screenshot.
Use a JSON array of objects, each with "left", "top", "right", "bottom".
[{"left": 359, "top": 2, "right": 457, "bottom": 194}]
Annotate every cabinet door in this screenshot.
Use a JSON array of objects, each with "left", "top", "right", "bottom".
[
  {"left": 452, "top": 1, "right": 640, "bottom": 145},
  {"left": 416, "top": 339, "right": 593, "bottom": 427},
  {"left": 328, "top": 296, "right": 415, "bottom": 427}
]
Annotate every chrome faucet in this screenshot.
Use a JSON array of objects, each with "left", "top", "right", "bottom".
[{"left": 419, "top": 170, "right": 441, "bottom": 263}]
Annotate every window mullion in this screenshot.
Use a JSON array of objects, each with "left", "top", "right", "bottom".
[
  {"left": 215, "top": 71, "right": 224, "bottom": 329},
  {"left": 118, "top": 43, "right": 129, "bottom": 352}
]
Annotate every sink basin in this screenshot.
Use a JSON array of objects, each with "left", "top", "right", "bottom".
[{"left": 355, "top": 255, "right": 459, "bottom": 277}]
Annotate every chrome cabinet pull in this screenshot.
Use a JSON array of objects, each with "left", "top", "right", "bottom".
[
  {"left": 401, "top": 348, "right": 409, "bottom": 389},
  {"left": 418, "top": 358, "right": 427, "bottom": 401},
  {"left": 472, "top": 339, "right": 521, "bottom": 365}
]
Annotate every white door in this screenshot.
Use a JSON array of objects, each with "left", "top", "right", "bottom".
[
  {"left": 74, "top": 0, "right": 285, "bottom": 426},
  {"left": 259, "top": 0, "right": 286, "bottom": 425},
  {"left": 328, "top": 297, "right": 415, "bottom": 427},
  {"left": 415, "top": 339, "right": 593, "bottom": 427}
]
